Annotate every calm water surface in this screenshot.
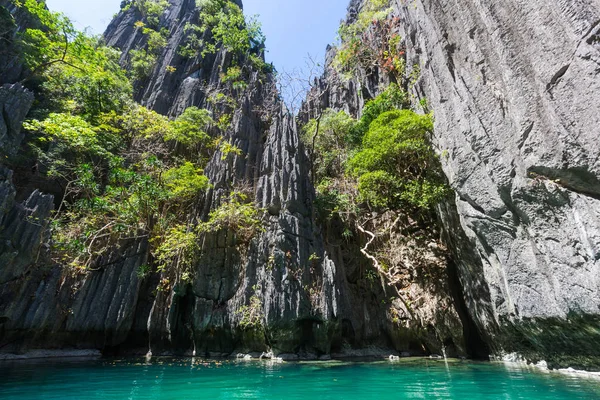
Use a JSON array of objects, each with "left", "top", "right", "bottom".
[{"left": 1, "top": 357, "right": 599, "bottom": 399}]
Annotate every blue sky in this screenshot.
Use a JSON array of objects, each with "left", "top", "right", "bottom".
[{"left": 45, "top": 0, "right": 349, "bottom": 74}]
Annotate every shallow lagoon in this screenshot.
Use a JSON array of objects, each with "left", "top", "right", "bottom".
[{"left": 1, "top": 357, "right": 599, "bottom": 399}]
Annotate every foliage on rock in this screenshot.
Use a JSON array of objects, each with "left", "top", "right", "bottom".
[
  {"left": 302, "top": 78, "right": 450, "bottom": 327},
  {"left": 124, "top": 1, "right": 171, "bottom": 81},
  {"left": 334, "top": 0, "right": 406, "bottom": 81},
  {"left": 349, "top": 83, "right": 408, "bottom": 145},
  {"left": 179, "top": 0, "right": 272, "bottom": 77},
  {"left": 198, "top": 191, "right": 264, "bottom": 245},
  {"left": 237, "top": 293, "right": 264, "bottom": 330},
  {"left": 12, "top": 2, "right": 256, "bottom": 284},
  {"left": 348, "top": 110, "right": 448, "bottom": 210}
]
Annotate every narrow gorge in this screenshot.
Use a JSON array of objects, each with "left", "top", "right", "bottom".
[{"left": 0, "top": 0, "right": 599, "bottom": 372}]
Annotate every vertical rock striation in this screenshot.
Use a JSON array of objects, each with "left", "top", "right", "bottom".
[
  {"left": 2, "top": 0, "right": 464, "bottom": 358},
  {"left": 396, "top": 0, "right": 600, "bottom": 367},
  {"left": 322, "top": 0, "right": 600, "bottom": 367}
]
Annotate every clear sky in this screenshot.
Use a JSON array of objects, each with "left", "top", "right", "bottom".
[{"left": 45, "top": 0, "right": 349, "bottom": 74}]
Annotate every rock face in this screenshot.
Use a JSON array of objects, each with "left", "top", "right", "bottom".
[
  {"left": 378, "top": 0, "right": 600, "bottom": 367},
  {"left": 0, "top": 0, "right": 467, "bottom": 359},
  {"left": 307, "top": 0, "right": 600, "bottom": 368},
  {"left": 101, "top": 0, "right": 467, "bottom": 358},
  {"left": 0, "top": 84, "right": 34, "bottom": 157},
  {"left": 0, "top": 0, "right": 34, "bottom": 85}
]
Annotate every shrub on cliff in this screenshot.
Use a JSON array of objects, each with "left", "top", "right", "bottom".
[
  {"left": 179, "top": 0, "right": 271, "bottom": 75},
  {"left": 348, "top": 110, "right": 448, "bottom": 210},
  {"left": 348, "top": 83, "right": 408, "bottom": 146},
  {"left": 333, "top": 0, "right": 406, "bottom": 81}
]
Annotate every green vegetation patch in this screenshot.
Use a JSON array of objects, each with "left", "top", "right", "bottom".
[
  {"left": 334, "top": 0, "right": 406, "bottom": 81},
  {"left": 8, "top": 0, "right": 260, "bottom": 286},
  {"left": 179, "top": 0, "right": 272, "bottom": 75},
  {"left": 348, "top": 110, "right": 448, "bottom": 210}
]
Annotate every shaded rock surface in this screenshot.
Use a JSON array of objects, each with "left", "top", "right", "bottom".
[
  {"left": 0, "top": 84, "right": 34, "bottom": 158},
  {"left": 399, "top": 0, "right": 600, "bottom": 368},
  {"left": 0, "top": 0, "right": 36, "bottom": 85}
]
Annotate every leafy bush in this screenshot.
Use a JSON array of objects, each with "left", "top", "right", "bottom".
[
  {"left": 130, "top": 48, "right": 156, "bottom": 81},
  {"left": 40, "top": 46, "right": 132, "bottom": 120},
  {"left": 200, "top": 0, "right": 265, "bottom": 56},
  {"left": 333, "top": 0, "right": 402, "bottom": 79},
  {"left": 16, "top": 1, "right": 132, "bottom": 118},
  {"left": 339, "top": 0, "right": 391, "bottom": 39},
  {"left": 152, "top": 224, "right": 198, "bottom": 282},
  {"left": 237, "top": 294, "right": 263, "bottom": 330},
  {"left": 163, "top": 162, "right": 210, "bottom": 200},
  {"left": 132, "top": 0, "right": 169, "bottom": 28},
  {"left": 143, "top": 27, "right": 169, "bottom": 53},
  {"left": 25, "top": 100, "right": 215, "bottom": 272},
  {"left": 302, "top": 109, "right": 356, "bottom": 180},
  {"left": 18, "top": 0, "right": 79, "bottom": 74},
  {"left": 179, "top": 0, "right": 268, "bottom": 76},
  {"left": 348, "top": 110, "right": 448, "bottom": 210},
  {"left": 221, "top": 66, "right": 242, "bottom": 83},
  {"left": 314, "top": 178, "right": 357, "bottom": 222},
  {"left": 349, "top": 83, "right": 408, "bottom": 145},
  {"left": 168, "top": 107, "right": 213, "bottom": 146},
  {"left": 198, "top": 191, "right": 263, "bottom": 244}
]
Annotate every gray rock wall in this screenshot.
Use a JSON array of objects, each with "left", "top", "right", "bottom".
[
  {"left": 5, "top": 0, "right": 597, "bottom": 367},
  {"left": 0, "top": 84, "right": 34, "bottom": 157},
  {"left": 392, "top": 0, "right": 600, "bottom": 366},
  {"left": 309, "top": 0, "right": 600, "bottom": 367}
]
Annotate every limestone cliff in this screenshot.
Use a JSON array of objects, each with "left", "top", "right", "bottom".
[
  {"left": 313, "top": 0, "right": 600, "bottom": 369},
  {"left": 0, "top": 0, "right": 598, "bottom": 369},
  {"left": 402, "top": 0, "right": 600, "bottom": 369},
  {"left": 0, "top": 0, "right": 466, "bottom": 359}
]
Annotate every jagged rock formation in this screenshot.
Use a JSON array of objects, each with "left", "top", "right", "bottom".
[
  {"left": 313, "top": 0, "right": 600, "bottom": 368},
  {"left": 0, "top": 0, "right": 466, "bottom": 359},
  {"left": 0, "top": 1, "right": 37, "bottom": 85},
  {"left": 400, "top": 0, "right": 600, "bottom": 368},
  {"left": 101, "top": 0, "right": 466, "bottom": 358}
]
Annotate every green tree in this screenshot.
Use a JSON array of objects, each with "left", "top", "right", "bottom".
[
  {"left": 130, "top": 0, "right": 169, "bottom": 28},
  {"left": 302, "top": 109, "right": 356, "bottom": 182},
  {"left": 198, "top": 191, "right": 263, "bottom": 244},
  {"left": 179, "top": 0, "right": 269, "bottom": 74},
  {"left": 16, "top": 1, "right": 132, "bottom": 119},
  {"left": 167, "top": 107, "right": 215, "bottom": 164}
]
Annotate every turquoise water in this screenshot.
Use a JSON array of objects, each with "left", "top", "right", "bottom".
[{"left": 1, "top": 358, "right": 600, "bottom": 399}]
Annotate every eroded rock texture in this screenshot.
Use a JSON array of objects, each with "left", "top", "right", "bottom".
[
  {"left": 101, "top": 0, "right": 463, "bottom": 358},
  {"left": 309, "top": 0, "right": 600, "bottom": 368},
  {"left": 392, "top": 0, "right": 600, "bottom": 367},
  {"left": 1, "top": 0, "right": 597, "bottom": 368}
]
